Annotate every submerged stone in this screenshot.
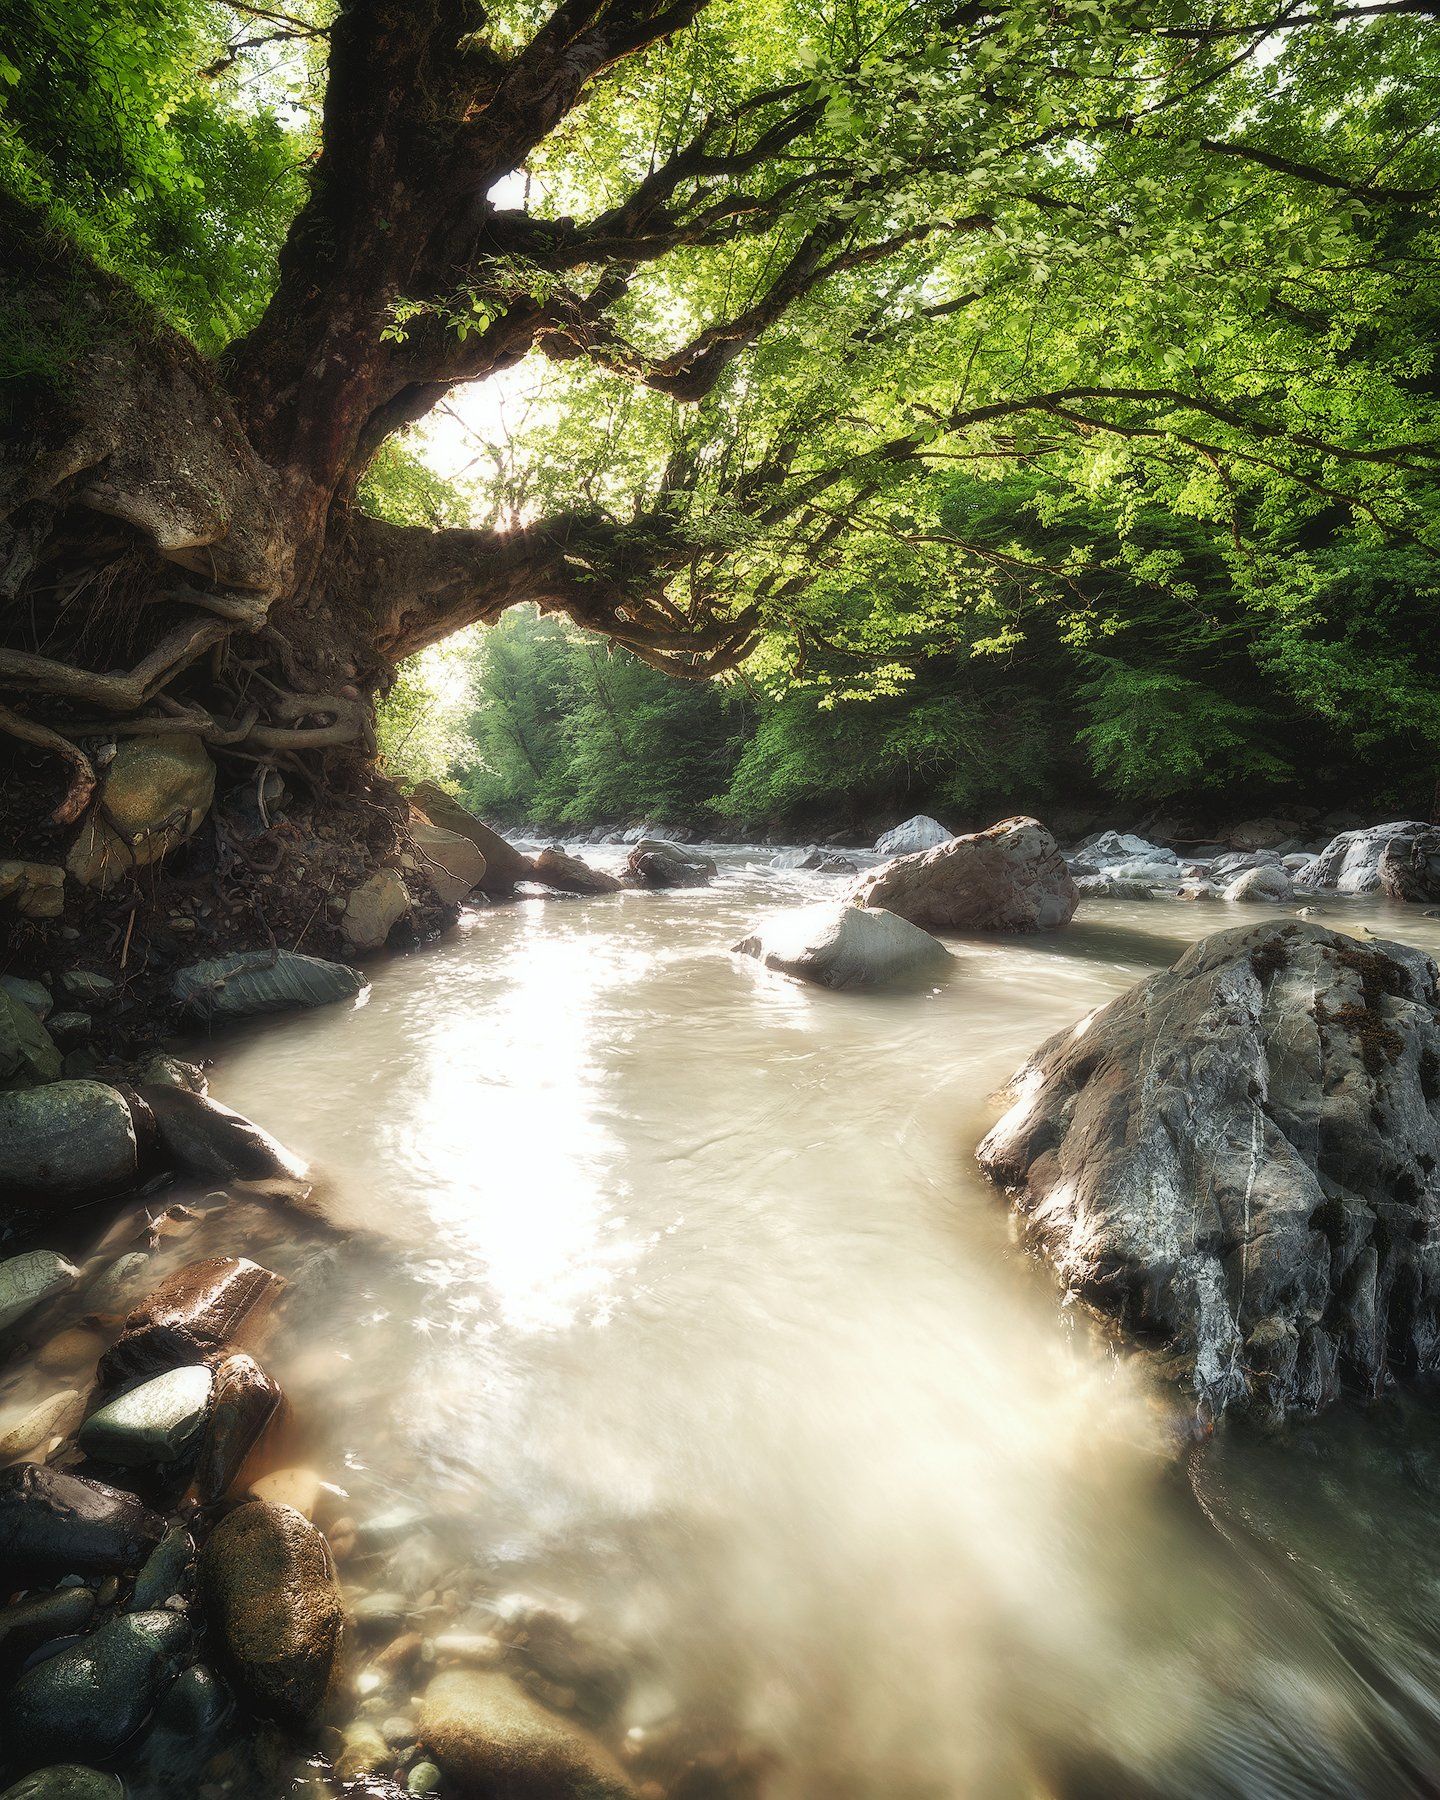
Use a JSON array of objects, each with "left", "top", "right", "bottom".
[
  {"left": 79, "top": 1364, "right": 214, "bottom": 1467},
  {"left": 0, "top": 1463, "right": 164, "bottom": 1585},
  {"left": 200, "top": 1500, "right": 344, "bottom": 1727},
  {"left": 0, "top": 1250, "right": 81, "bottom": 1333},
  {"left": 734, "top": 902, "right": 951, "bottom": 992},
  {"left": 5, "top": 1608, "right": 190, "bottom": 1764},
  {"left": 419, "top": 1668, "right": 636, "bottom": 1797}
]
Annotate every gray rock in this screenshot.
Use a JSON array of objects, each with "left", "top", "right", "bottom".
[
  {"left": 0, "top": 989, "right": 62, "bottom": 1090},
  {"left": 130, "top": 1054, "right": 206, "bottom": 1094},
  {"left": 140, "top": 1084, "right": 305, "bottom": 1182},
  {"left": 624, "top": 840, "right": 717, "bottom": 889},
  {"left": 0, "top": 977, "right": 52, "bottom": 1020},
  {"left": 58, "top": 970, "right": 114, "bottom": 1003},
  {"left": 0, "top": 1588, "right": 97, "bottom": 1682},
  {"left": 130, "top": 1526, "right": 196, "bottom": 1611},
  {"left": 1075, "top": 877, "right": 1155, "bottom": 900},
  {"left": 1223, "top": 864, "right": 1294, "bottom": 904},
  {"left": 410, "top": 823, "right": 487, "bottom": 905},
  {"left": 411, "top": 783, "right": 536, "bottom": 893},
  {"left": 0, "top": 1463, "right": 164, "bottom": 1585},
  {"left": 78, "top": 1364, "right": 215, "bottom": 1467},
  {"left": 5, "top": 1608, "right": 190, "bottom": 1764},
  {"left": 978, "top": 920, "right": 1440, "bottom": 1426},
  {"left": 0, "top": 1770, "right": 123, "bottom": 1800},
  {"left": 140, "top": 1662, "right": 231, "bottom": 1787},
  {"left": 873, "top": 815, "right": 953, "bottom": 857},
  {"left": 0, "top": 1082, "right": 136, "bottom": 1202},
  {"left": 1109, "top": 858, "right": 1183, "bottom": 885},
  {"left": 734, "top": 903, "right": 951, "bottom": 991},
  {"left": 851, "top": 817, "right": 1077, "bottom": 934},
  {"left": 45, "top": 1013, "right": 92, "bottom": 1051},
  {"left": 1298, "top": 821, "right": 1430, "bottom": 895},
  {"left": 171, "top": 949, "right": 366, "bottom": 1022},
  {"left": 0, "top": 860, "right": 66, "bottom": 920},
  {"left": 1080, "top": 831, "right": 1176, "bottom": 867},
  {"left": 82, "top": 1253, "right": 151, "bottom": 1318},
  {"left": 1380, "top": 825, "right": 1440, "bottom": 904},
  {"left": 0, "top": 1250, "right": 81, "bottom": 1333},
  {"left": 419, "top": 1668, "right": 636, "bottom": 1797},
  {"left": 341, "top": 867, "right": 411, "bottom": 951}
]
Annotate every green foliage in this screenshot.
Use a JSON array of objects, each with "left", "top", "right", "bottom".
[{"left": 0, "top": 0, "right": 312, "bottom": 348}]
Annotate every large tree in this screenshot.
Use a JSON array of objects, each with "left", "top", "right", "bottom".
[{"left": 1, "top": 0, "right": 1436, "bottom": 877}]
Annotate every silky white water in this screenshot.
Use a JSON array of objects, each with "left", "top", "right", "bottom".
[{"left": 204, "top": 855, "right": 1440, "bottom": 1798}]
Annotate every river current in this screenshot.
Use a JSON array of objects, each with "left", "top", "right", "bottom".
[{"left": 199, "top": 851, "right": 1440, "bottom": 1799}]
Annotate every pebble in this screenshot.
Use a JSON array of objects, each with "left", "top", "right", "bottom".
[
  {"left": 407, "top": 1763, "right": 441, "bottom": 1795},
  {"left": 334, "top": 1720, "right": 390, "bottom": 1781},
  {"left": 372, "top": 1630, "right": 424, "bottom": 1676},
  {"left": 432, "top": 1632, "right": 503, "bottom": 1667},
  {"left": 352, "top": 1590, "right": 410, "bottom": 1633}
]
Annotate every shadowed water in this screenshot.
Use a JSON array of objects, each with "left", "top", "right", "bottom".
[{"left": 202, "top": 856, "right": 1440, "bottom": 1798}]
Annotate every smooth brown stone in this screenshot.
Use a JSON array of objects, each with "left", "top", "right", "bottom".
[
  {"left": 194, "top": 1352, "right": 282, "bottom": 1503},
  {"left": 97, "top": 1256, "right": 284, "bottom": 1391}
]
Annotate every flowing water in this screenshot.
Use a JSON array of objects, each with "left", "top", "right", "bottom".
[{"left": 190, "top": 855, "right": 1440, "bottom": 1798}]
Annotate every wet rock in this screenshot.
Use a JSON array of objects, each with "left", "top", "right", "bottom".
[
  {"left": 500, "top": 1604, "right": 629, "bottom": 1727},
  {"left": 82, "top": 1254, "right": 150, "bottom": 1320},
  {"left": 851, "top": 817, "right": 1077, "bottom": 934},
  {"left": 407, "top": 1762, "right": 441, "bottom": 1795},
  {"left": 419, "top": 1668, "right": 636, "bottom": 1797},
  {"left": 873, "top": 815, "right": 953, "bottom": 857},
  {"left": 66, "top": 735, "right": 215, "bottom": 890},
  {"left": 0, "top": 1251, "right": 81, "bottom": 1334},
  {"left": 98, "top": 1256, "right": 284, "bottom": 1391},
  {"left": 172, "top": 949, "right": 366, "bottom": 1022},
  {"left": 140, "top": 1662, "right": 230, "bottom": 1786},
  {"left": 194, "top": 1353, "right": 281, "bottom": 1504},
  {"left": 0, "top": 977, "right": 53, "bottom": 1020},
  {"left": 200, "top": 1501, "right": 344, "bottom": 1727},
  {"left": 624, "top": 841, "right": 717, "bottom": 890},
  {"left": 1380, "top": 825, "right": 1440, "bottom": 904},
  {"left": 140, "top": 1084, "right": 305, "bottom": 1183},
  {"left": 336, "top": 1721, "right": 391, "bottom": 1780},
  {"left": 342, "top": 869, "right": 411, "bottom": 952},
  {"left": 5, "top": 1608, "right": 190, "bottom": 1764},
  {"left": 79, "top": 1364, "right": 214, "bottom": 1467},
  {"left": 1077, "top": 830, "right": 1176, "bottom": 869},
  {"left": 0, "top": 1770, "right": 122, "bottom": 1800},
  {"left": 532, "top": 848, "right": 623, "bottom": 895},
  {"left": 0, "top": 1388, "right": 86, "bottom": 1462},
  {"left": 0, "top": 1587, "right": 96, "bottom": 1682},
  {"left": 0, "top": 860, "right": 66, "bottom": 920},
  {"left": 352, "top": 1592, "right": 410, "bottom": 1634},
  {"left": 130, "top": 1526, "right": 195, "bottom": 1610},
  {"left": 1297, "top": 820, "right": 1430, "bottom": 895},
  {"left": 0, "top": 989, "right": 62, "bottom": 1090},
  {"left": 411, "top": 784, "right": 536, "bottom": 893},
  {"left": 1075, "top": 876, "right": 1155, "bottom": 900},
  {"left": 977, "top": 919, "right": 1440, "bottom": 1426},
  {"left": 410, "top": 824, "right": 487, "bottom": 905},
  {"left": 248, "top": 1465, "right": 322, "bottom": 1518},
  {"left": 36, "top": 1327, "right": 104, "bottom": 1376},
  {"left": 0, "top": 1083, "right": 136, "bottom": 1203},
  {"left": 733, "top": 902, "right": 950, "bottom": 991},
  {"left": 1223, "top": 864, "right": 1294, "bottom": 904}
]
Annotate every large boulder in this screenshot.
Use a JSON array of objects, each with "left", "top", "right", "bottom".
[
  {"left": 978, "top": 920, "right": 1440, "bottom": 1426},
  {"left": 341, "top": 867, "right": 410, "bottom": 950},
  {"left": 411, "top": 783, "right": 536, "bottom": 893},
  {"left": 409, "top": 822, "right": 486, "bottom": 905},
  {"left": 172, "top": 948, "right": 366, "bottom": 1021},
  {"left": 1379, "top": 825, "right": 1440, "bottom": 904},
  {"left": 1297, "top": 820, "right": 1429, "bottom": 895},
  {"left": 1077, "top": 831, "right": 1177, "bottom": 869},
  {"left": 532, "top": 848, "right": 623, "bottom": 895},
  {"left": 873, "top": 815, "right": 953, "bottom": 857},
  {"left": 66, "top": 735, "right": 215, "bottom": 890},
  {"left": 0, "top": 1082, "right": 136, "bottom": 1203},
  {"left": 624, "top": 840, "right": 717, "bottom": 889},
  {"left": 200, "top": 1500, "right": 344, "bottom": 1727},
  {"left": 419, "top": 1668, "right": 635, "bottom": 1798},
  {"left": 733, "top": 903, "right": 951, "bottom": 991},
  {"left": 0, "top": 860, "right": 65, "bottom": 919},
  {"left": 850, "top": 817, "right": 1077, "bottom": 934}
]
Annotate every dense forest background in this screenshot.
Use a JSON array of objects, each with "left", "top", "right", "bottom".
[{"left": 7, "top": 0, "right": 1440, "bottom": 841}]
